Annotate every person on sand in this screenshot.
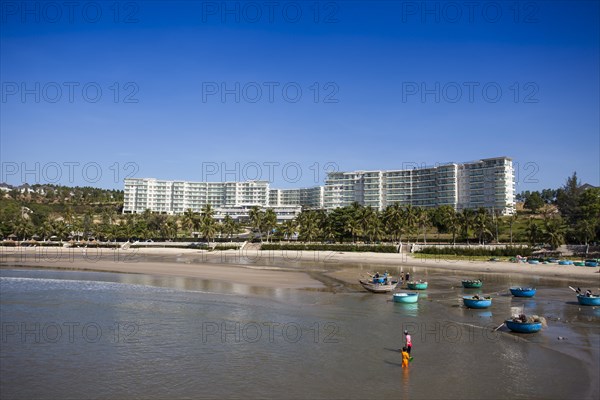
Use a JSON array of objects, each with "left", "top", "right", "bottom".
[
  {"left": 401, "top": 347, "right": 410, "bottom": 368},
  {"left": 405, "top": 272, "right": 410, "bottom": 282},
  {"left": 404, "top": 330, "right": 412, "bottom": 354}
]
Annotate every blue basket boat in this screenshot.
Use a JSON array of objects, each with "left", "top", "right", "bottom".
[
  {"left": 558, "top": 260, "right": 573, "bottom": 265},
  {"left": 463, "top": 296, "right": 492, "bottom": 309},
  {"left": 407, "top": 281, "right": 428, "bottom": 290},
  {"left": 509, "top": 287, "right": 537, "bottom": 298},
  {"left": 462, "top": 280, "right": 483, "bottom": 288},
  {"left": 393, "top": 292, "right": 419, "bottom": 304},
  {"left": 505, "top": 320, "right": 542, "bottom": 333},
  {"left": 584, "top": 260, "right": 599, "bottom": 267},
  {"left": 577, "top": 294, "right": 600, "bottom": 306},
  {"left": 528, "top": 259, "right": 540, "bottom": 265}
]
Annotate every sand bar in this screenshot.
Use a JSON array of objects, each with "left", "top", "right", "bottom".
[{"left": 1, "top": 246, "right": 598, "bottom": 288}]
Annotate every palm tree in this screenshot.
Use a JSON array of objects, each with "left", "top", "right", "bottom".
[
  {"left": 221, "top": 215, "right": 237, "bottom": 241},
  {"left": 505, "top": 213, "right": 518, "bottom": 245},
  {"left": 365, "top": 210, "right": 384, "bottom": 243},
  {"left": 248, "top": 206, "right": 264, "bottom": 241},
  {"left": 526, "top": 217, "right": 541, "bottom": 247},
  {"left": 384, "top": 203, "right": 404, "bottom": 244},
  {"left": 262, "top": 208, "right": 277, "bottom": 243},
  {"left": 402, "top": 205, "right": 419, "bottom": 242},
  {"left": 182, "top": 208, "right": 197, "bottom": 237},
  {"left": 474, "top": 208, "right": 492, "bottom": 245},
  {"left": 357, "top": 207, "right": 376, "bottom": 242},
  {"left": 298, "top": 211, "right": 320, "bottom": 242},
  {"left": 280, "top": 220, "right": 297, "bottom": 242},
  {"left": 544, "top": 216, "right": 565, "bottom": 250},
  {"left": 345, "top": 215, "right": 362, "bottom": 243},
  {"left": 199, "top": 215, "right": 218, "bottom": 244},
  {"left": 574, "top": 218, "right": 596, "bottom": 245},
  {"left": 416, "top": 207, "right": 430, "bottom": 244},
  {"left": 459, "top": 209, "right": 475, "bottom": 244},
  {"left": 442, "top": 207, "right": 460, "bottom": 245}
]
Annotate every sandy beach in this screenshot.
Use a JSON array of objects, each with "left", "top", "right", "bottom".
[{"left": 1, "top": 246, "right": 599, "bottom": 289}]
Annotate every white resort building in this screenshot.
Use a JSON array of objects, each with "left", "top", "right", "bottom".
[
  {"left": 123, "top": 157, "right": 515, "bottom": 218},
  {"left": 323, "top": 157, "right": 515, "bottom": 215}
]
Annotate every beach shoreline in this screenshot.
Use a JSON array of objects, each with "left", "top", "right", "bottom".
[{"left": 1, "top": 247, "right": 599, "bottom": 289}]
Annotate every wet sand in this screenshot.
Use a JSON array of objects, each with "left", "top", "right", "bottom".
[{"left": 1, "top": 246, "right": 599, "bottom": 290}]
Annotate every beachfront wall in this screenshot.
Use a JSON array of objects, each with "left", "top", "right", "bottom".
[{"left": 409, "top": 243, "right": 528, "bottom": 253}]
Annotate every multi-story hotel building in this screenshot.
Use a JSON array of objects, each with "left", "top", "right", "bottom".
[
  {"left": 323, "top": 157, "right": 515, "bottom": 215},
  {"left": 123, "top": 157, "right": 515, "bottom": 218},
  {"left": 269, "top": 187, "right": 324, "bottom": 209},
  {"left": 123, "top": 179, "right": 303, "bottom": 221}
]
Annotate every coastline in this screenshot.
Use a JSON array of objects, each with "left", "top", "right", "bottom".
[{"left": 1, "top": 246, "right": 599, "bottom": 289}]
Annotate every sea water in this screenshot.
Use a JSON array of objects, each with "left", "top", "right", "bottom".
[{"left": 1, "top": 268, "right": 598, "bottom": 399}]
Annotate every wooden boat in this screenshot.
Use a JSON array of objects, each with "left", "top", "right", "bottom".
[
  {"left": 463, "top": 296, "right": 492, "bottom": 309},
  {"left": 509, "top": 287, "right": 537, "bottom": 298},
  {"left": 558, "top": 260, "right": 573, "bottom": 265},
  {"left": 359, "top": 279, "right": 399, "bottom": 293},
  {"left": 505, "top": 319, "right": 542, "bottom": 333},
  {"left": 407, "top": 281, "right": 428, "bottom": 290},
  {"left": 461, "top": 279, "right": 483, "bottom": 288},
  {"left": 393, "top": 292, "right": 419, "bottom": 303},
  {"left": 577, "top": 294, "right": 600, "bottom": 306}
]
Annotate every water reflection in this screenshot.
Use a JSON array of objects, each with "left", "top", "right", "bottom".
[
  {"left": 401, "top": 366, "right": 410, "bottom": 399},
  {"left": 392, "top": 303, "right": 419, "bottom": 318}
]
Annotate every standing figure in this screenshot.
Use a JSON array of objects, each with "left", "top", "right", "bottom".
[
  {"left": 404, "top": 330, "right": 412, "bottom": 354},
  {"left": 401, "top": 347, "right": 410, "bottom": 368}
]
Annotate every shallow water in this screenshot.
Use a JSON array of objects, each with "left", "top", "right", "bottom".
[{"left": 1, "top": 267, "right": 598, "bottom": 399}]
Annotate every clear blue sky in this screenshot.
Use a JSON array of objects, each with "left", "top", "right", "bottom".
[{"left": 1, "top": 1, "right": 598, "bottom": 192}]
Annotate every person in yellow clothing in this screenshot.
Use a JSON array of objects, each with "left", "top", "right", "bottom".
[{"left": 401, "top": 347, "right": 410, "bottom": 368}]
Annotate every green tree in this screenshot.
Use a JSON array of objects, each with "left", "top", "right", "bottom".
[
  {"left": 544, "top": 216, "right": 565, "bottom": 250},
  {"left": 262, "top": 208, "right": 277, "bottom": 243},
  {"left": 459, "top": 209, "right": 475, "bottom": 244},
  {"left": 221, "top": 215, "right": 237, "bottom": 241},
  {"left": 442, "top": 207, "right": 460, "bottom": 245},
  {"left": 474, "top": 208, "right": 492, "bottom": 244},
  {"left": 280, "top": 220, "right": 297, "bottom": 242},
  {"left": 526, "top": 217, "right": 541, "bottom": 247},
  {"left": 298, "top": 210, "right": 320, "bottom": 242},
  {"left": 248, "top": 206, "right": 264, "bottom": 241},
  {"left": 505, "top": 213, "right": 518, "bottom": 245},
  {"left": 383, "top": 203, "right": 404, "bottom": 244},
  {"left": 556, "top": 172, "right": 582, "bottom": 223},
  {"left": 402, "top": 205, "right": 419, "bottom": 242},
  {"left": 524, "top": 192, "right": 544, "bottom": 213},
  {"left": 182, "top": 208, "right": 198, "bottom": 237}
]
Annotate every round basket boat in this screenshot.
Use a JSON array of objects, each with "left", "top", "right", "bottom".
[
  {"left": 407, "top": 281, "right": 428, "bottom": 290},
  {"left": 463, "top": 296, "right": 492, "bottom": 309},
  {"left": 577, "top": 294, "right": 600, "bottom": 306},
  {"left": 505, "top": 320, "right": 542, "bottom": 333},
  {"left": 509, "top": 287, "right": 537, "bottom": 298},
  {"left": 462, "top": 280, "right": 483, "bottom": 288},
  {"left": 393, "top": 292, "right": 419, "bottom": 304}
]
